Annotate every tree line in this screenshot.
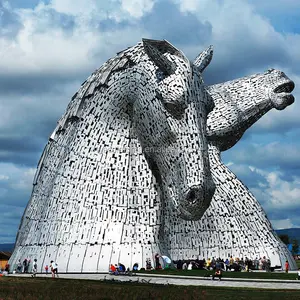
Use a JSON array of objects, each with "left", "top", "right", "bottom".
[{"left": 278, "top": 234, "right": 299, "bottom": 255}]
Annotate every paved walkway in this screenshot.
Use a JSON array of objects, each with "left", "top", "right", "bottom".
[{"left": 9, "top": 273, "right": 300, "bottom": 290}]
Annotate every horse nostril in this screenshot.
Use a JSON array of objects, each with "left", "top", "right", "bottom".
[{"left": 186, "top": 189, "right": 197, "bottom": 204}]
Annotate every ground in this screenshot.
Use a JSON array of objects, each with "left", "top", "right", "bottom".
[{"left": 1, "top": 275, "right": 300, "bottom": 300}]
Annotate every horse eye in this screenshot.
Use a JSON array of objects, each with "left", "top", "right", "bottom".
[{"left": 163, "top": 101, "right": 185, "bottom": 119}]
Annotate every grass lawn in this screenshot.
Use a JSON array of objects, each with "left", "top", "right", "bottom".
[
  {"left": 0, "top": 276, "right": 300, "bottom": 300},
  {"left": 137, "top": 268, "right": 299, "bottom": 280},
  {"left": 297, "top": 260, "right": 300, "bottom": 269}
]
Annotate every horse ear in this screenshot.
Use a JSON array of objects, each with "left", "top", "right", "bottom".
[
  {"left": 143, "top": 38, "right": 177, "bottom": 75},
  {"left": 194, "top": 45, "right": 213, "bottom": 73}
]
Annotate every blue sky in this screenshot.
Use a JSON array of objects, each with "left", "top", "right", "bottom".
[{"left": 0, "top": 0, "right": 300, "bottom": 243}]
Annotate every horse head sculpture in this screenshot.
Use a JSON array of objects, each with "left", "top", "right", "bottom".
[
  {"left": 133, "top": 39, "right": 215, "bottom": 220},
  {"left": 9, "top": 39, "right": 297, "bottom": 272}
]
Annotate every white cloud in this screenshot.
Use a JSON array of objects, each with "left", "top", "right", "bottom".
[
  {"left": 10, "top": 168, "right": 36, "bottom": 190},
  {"left": 173, "top": 0, "right": 300, "bottom": 79},
  {"left": 49, "top": 0, "right": 98, "bottom": 16},
  {"left": 0, "top": 9, "right": 101, "bottom": 76},
  {"left": 239, "top": 166, "right": 300, "bottom": 213},
  {"left": 233, "top": 142, "right": 300, "bottom": 169},
  {"left": 271, "top": 218, "right": 294, "bottom": 230},
  {"left": 0, "top": 163, "right": 35, "bottom": 192},
  {"left": 121, "top": 0, "right": 155, "bottom": 18},
  {"left": 226, "top": 161, "right": 300, "bottom": 228},
  {"left": 49, "top": 0, "right": 155, "bottom": 20},
  {"left": 0, "top": 2, "right": 148, "bottom": 78}
]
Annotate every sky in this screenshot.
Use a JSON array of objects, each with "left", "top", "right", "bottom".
[{"left": 0, "top": 0, "right": 300, "bottom": 244}]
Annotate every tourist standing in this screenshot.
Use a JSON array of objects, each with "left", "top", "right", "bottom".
[
  {"left": 31, "top": 259, "right": 37, "bottom": 277},
  {"left": 155, "top": 253, "right": 160, "bottom": 270},
  {"left": 146, "top": 258, "right": 152, "bottom": 270},
  {"left": 225, "top": 258, "right": 230, "bottom": 271},
  {"left": 206, "top": 258, "right": 211, "bottom": 270},
  {"left": 254, "top": 257, "right": 259, "bottom": 270},
  {"left": 50, "top": 261, "right": 59, "bottom": 278},
  {"left": 23, "top": 258, "right": 27, "bottom": 273},
  {"left": 17, "top": 260, "right": 22, "bottom": 273},
  {"left": 45, "top": 265, "right": 49, "bottom": 274},
  {"left": 285, "top": 260, "right": 289, "bottom": 273}
]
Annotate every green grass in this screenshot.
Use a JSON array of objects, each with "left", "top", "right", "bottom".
[
  {"left": 297, "top": 260, "right": 300, "bottom": 269},
  {"left": 0, "top": 276, "right": 300, "bottom": 300},
  {"left": 137, "top": 268, "right": 299, "bottom": 280}
]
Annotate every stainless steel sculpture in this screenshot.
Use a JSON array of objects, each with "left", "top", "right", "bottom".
[{"left": 9, "top": 39, "right": 297, "bottom": 272}]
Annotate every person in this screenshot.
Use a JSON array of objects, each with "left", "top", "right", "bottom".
[
  {"left": 118, "top": 263, "right": 126, "bottom": 274},
  {"left": 297, "top": 268, "right": 300, "bottom": 280},
  {"left": 229, "top": 256, "right": 234, "bottom": 266},
  {"left": 265, "top": 259, "right": 271, "bottom": 272},
  {"left": 23, "top": 258, "right": 28, "bottom": 273},
  {"left": 146, "top": 258, "right": 152, "bottom": 270},
  {"left": 245, "top": 257, "right": 251, "bottom": 272},
  {"left": 187, "top": 262, "right": 193, "bottom": 270},
  {"left": 206, "top": 258, "right": 211, "bottom": 270},
  {"left": 4, "top": 263, "right": 10, "bottom": 273},
  {"left": 262, "top": 256, "right": 266, "bottom": 270},
  {"left": 31, "top": 259, "right": 37, "bottom": 277},
  {"left": 133, "top": 263, "right": 139, "bottom": 271},
  {"left": 176, "top": 260, "right": 183, "bottom": 270},
  {"left": 45, "top": 265, "right": 49, "bottom": 274},
  {"left": 254, "top": 257, "right": 259, "bottom": 270},
  {"left": 212, "top": 268, "right": 222, "bottom": 281},
  {"left": 211, "top": 257, "right": 216, "bottom": 270},
  {"left": 285, "top": 260, "right": 289, "bottom": 273},
  {"left": 155, "top": 253, "right": 160, "bottom": 270},
  {"left": 215, "top": 258, "right": 221, "bottom": 270},
  {"left": 109, "top": 264, "right": 117, "bottom": 275},
  {"left": 26, "top": 260, "right": 31, "bottom": 273},
  {"left": 225, "top": 258, "right": 230, "bottom": 271},
  {"left": 17, "top": 260, "right": 22, "bottom": 273},
  {"left": 50, "top": 260, "right": 58, "bottom": 278}
]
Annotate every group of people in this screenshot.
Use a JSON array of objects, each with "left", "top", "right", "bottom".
[
  {"left": 109, "top": 262, "right": 137, "bottom": 275},
  {"left": 14, "top": 259, "right": 58, "bottom": 278},
  {"left": 173, "top": 256, "right": 275, "bottom": 272}
]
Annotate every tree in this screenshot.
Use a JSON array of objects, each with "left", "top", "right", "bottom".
[
  {"left": 291, "top": 239, "right": 299, "bottom": 255},
  {"left": 278, "top": 234, "right": 290, "bottom": 245}
]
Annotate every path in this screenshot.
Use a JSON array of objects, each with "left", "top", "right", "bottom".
[{"left": 9, "top": 273, "right": 300, "bottom": 290}]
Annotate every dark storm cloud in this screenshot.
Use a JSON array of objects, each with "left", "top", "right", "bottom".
[
  {"left": 204, "top": 41, "right": 292, "bottom": 85},
  {"left": 0, "top": 184, "right": 32, "bottom": 207},
  {"left": 0, "top": 73, "right": 87, "bottom": 94},
  {"left": 0, "top": 206, "right": 24, "bottom": 242},
  {"left": 33, "top": 7, "right": 76, "bottom": 33},
  {"left": 0, "top": 136, "right": 42, "bottom": 152},
  {"left": 0, "top": 81, "right": 81, "bottom": 167},
  {"left": 0, "top": 136, "right": 44, "bottom": 166}
]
